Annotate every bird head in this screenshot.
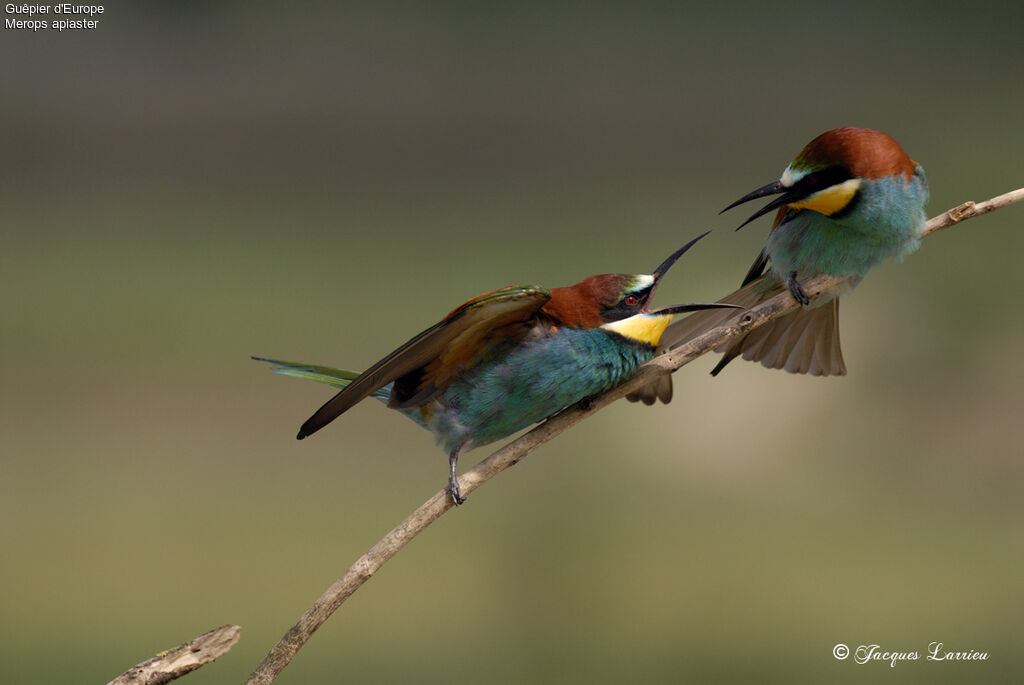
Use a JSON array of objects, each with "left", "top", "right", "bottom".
[
  {"left": 721, "top": 127, "right": 919, "bottom": 230},
  {"left": 543, "top": 231, "right": 741, "bottom": 347}
]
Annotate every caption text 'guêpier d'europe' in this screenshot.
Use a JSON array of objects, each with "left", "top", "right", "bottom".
[{"left": 5, "top": 4, "right": 104, "bottom": 32}]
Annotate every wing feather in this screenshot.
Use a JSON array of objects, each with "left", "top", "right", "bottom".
[{"left": 296, "top": 286, "right": 551, "bottom": 438}]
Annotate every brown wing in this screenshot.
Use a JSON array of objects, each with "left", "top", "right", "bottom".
[
  {"left": 711, "top": 297, "right": 846, "bottom": 376},
  {"left": 390, "top": 287, "right": 554, "bottom": 408},
  {"left": 625, "top": 374, "right": 673, "bottom": 406},
  {"left": 296, "top": 286, "right": 551, "bottom": 439}
]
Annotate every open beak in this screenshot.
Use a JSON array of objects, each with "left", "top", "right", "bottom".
[
  {"left": 645, "top": 231, "right": 744, "bottom": 316},
  {"left": 721, "top": 179, "right": 806, "bottom": 231},
  {"left": 652, "top": 301, "right": 743, "bottom": 316},
  {"left": 651, "top": 230, "right": 711, "bottom": 282}
]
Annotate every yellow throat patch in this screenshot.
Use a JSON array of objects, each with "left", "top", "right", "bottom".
[
  {"left": 788, "top": 178, "right": 861, "bottom": 216},
  {"left": 601, "top": 313, "right": 673, "bottom": 347}
]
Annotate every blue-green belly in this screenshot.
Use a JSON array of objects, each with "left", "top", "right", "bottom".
[
  {"left": 765, "top": 169, "right": 929, "bottom": 283},
  {"left": 396, "top": 327, "right": 654, "bottom": 454}
]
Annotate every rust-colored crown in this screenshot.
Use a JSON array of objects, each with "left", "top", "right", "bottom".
[
  {"left": 542, "top": 274, "right": 632, "bottom": 328},
  {"left": 796, "top": 127, "right": 918, "bottom": 180}
]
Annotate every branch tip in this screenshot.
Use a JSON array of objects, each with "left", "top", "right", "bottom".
[{"left": 108, "top": 624, "right": 241, "bottom": 685}]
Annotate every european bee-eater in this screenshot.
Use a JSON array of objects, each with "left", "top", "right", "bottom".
[
  {"left": 629, "top": 127, "right": 928, "bottom": 403},
  {"left": 256, "top": 233, "right": 739, "bottom": 504}
]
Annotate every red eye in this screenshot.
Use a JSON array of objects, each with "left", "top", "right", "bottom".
[{"left": 624, "top": 295, "right": 639, "bottom": 307}]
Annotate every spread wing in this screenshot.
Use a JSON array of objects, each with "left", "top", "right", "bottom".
[{"left": 296, "top": 285, "right": 551, "bottom": 439}]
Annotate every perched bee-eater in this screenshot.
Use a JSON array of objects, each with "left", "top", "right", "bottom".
[
  {"left": 256, "top": 233, "right": 738, "bottom": 504},
  {"left": 630, "top": 127, "right": 928, "bottom": 403}
]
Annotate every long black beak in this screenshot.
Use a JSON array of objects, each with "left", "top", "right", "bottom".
[
  {"left": 721, "top": 180, "right": 803, "bottom": 231},
  {"left": 647, "top": 231, "right": 744, "bottom": 316},
  {"left": 652, "top": 302, "right": 744, "bottom": 316},
  {"left": 651, "top": 230, "right": 711, "bottom": 281}
]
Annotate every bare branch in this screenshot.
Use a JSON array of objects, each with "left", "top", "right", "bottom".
[
  {"left": 245, "top": 188, "right": 1023, "bottom": 685},
  {"left": 921, "top": 187, "right": 1024, "bottom": 235},
  {"left": 108, "top": 624, "right": 240, "bottom": 685}
]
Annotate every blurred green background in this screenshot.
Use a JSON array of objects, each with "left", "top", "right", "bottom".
[{"left": 3, "top": 3, "right": 1022, "bottom": 683}]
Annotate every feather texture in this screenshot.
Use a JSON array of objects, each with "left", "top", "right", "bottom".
[{"left": 296, "top": 286, "right": 551, "bottom": 438}]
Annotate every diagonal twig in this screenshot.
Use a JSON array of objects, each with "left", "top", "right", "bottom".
[
  {"left": 108, "top": 624, "right": 241, "bottom": 685},
  {"left": 245, "top": 187, "right": 1023, "bottom": 685}
]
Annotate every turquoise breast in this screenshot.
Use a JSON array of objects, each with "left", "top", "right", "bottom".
[
  {"left": 399, "top": 327, "right": 654, "bottom": 453},
  {"left": 765, "top": 167, "right": 929, "bottom": 283}
]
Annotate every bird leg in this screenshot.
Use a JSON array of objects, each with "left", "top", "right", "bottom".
[
  {"left": 787, "top": 271, "right": 811, "bottom": 306},
  {"left": 448, "top": 450, "right": 466, "bottom": 505}
]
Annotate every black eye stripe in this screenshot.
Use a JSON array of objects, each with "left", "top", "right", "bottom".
[
  {"left": 600, "top": 287, "right": 652, "bottom": 323},
  {"left": 799, "top": 166, "right": 854, "bottom": 193}
]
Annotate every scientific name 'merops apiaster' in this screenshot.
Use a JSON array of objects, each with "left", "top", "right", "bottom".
[{"left": 4, "top": 4, "right": 104, "bottom": 32}]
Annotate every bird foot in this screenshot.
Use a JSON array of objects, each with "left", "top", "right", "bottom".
[
  {"left": 787, "top": 272, "right": 811, "bottom": 306},
  {"left": 448, "top": 480, "right": 466, "bottom": 506},
  {"left": 448, "top": 451, "right": 466, "bottom": 505}
]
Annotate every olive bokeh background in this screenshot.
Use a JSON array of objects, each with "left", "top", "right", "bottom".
[{"left": 3, "top": 3, "right": 1022, "bottom": 683}]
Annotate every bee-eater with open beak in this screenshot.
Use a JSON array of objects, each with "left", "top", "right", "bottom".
[
  {"left": 256, "top": 232, "right": 739, "bottom": 504},
  {"left": 629, "top": 127, "right": 928, "bottom": 403}
]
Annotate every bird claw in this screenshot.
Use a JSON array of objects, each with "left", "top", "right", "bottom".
[
  {"left": 787, "top": 272, "right": 811, "bottom": 306},
  {"left": 448, "top": 450, "right": 466, "bottom": 505},
  {"left": 448, "top": 480, "right": 466, "bottom": 506}
]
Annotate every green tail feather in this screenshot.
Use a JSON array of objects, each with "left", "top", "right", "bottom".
[{"left": 252, "top": 356, "right": 390, "bottom": 400}]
